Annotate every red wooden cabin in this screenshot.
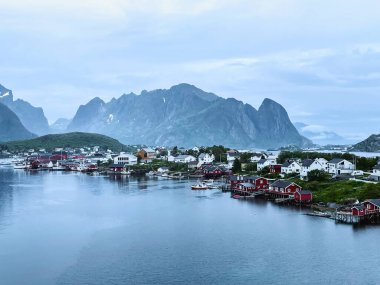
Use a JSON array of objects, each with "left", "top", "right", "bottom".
[
  {"left": 270, "top": 180, "right": 302, "bottom": 194},
  {"left": 294, "top": 190, "right": 313, "bottom": 202}
]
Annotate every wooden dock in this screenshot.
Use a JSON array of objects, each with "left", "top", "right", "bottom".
[{"left": 274, "top": 197, "right": 294, "bottom": 204}]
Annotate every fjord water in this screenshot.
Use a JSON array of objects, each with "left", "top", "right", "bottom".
[{"left": 1, "top": 169, "right": 380, "bottom": 285}]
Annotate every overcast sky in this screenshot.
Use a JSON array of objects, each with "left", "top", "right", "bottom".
[{"left": 1, "top": 0, "right": 380, "bottom": 142}]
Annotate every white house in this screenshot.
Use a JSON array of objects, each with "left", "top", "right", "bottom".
[
  {"left": 369, "top": 165, "right": 380, "bottom": 181},
  {"left": 173, "top": 155, "right": 196, "bottom": 163},
  {"left": 315, "top": 158, "right": 329, "bottom": 171},
  {"left": 250, "top": 152, "right": 265, "bottom": 163},
  {"left": 113, "top": 153, "right": 137, "bottom": 166},
  {"left": 300, "top": 159, "right": 325, "bottom": 179},
  {"left": 281, "top": 160, "right": 301, "bottom": 175},
  {"left": 373, "top": 165, "right": 380, "bottom": 176},
  {"left": 197, "top": 153, "right": 215, "bottom": 167},
  {"left": 257, "top": 158, "right": 277, "bottom": 171},
  {"left": 227, "top": 152, "right": 241, "bottom": 168},
  {"left": 327, "top": 158, "right": 355, "bottom": 175}
]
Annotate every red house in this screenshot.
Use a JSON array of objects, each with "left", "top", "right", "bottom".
[
  {"left": 245, "top": 176, "right": 269, "bottom": 191},
  {"left": 269, "top": 164, "right": 282, "bottom": 174},
  {"left": 352, "top": 204, "right": 366, "bottom": 216},
  {"left": 227, "top": 175, "right": 245, "bottom": 190},
  {"left": 108, "top": 164, "right": 125, "bottom": 173},
  {"left": 270, "top": 180, "right": 302, "bottom": 194},
  {"left": 203, "top": 166, "right": 225, "bottom": 178},
  {"left": 294, "top": 190, "right": 313, "bottom": 202},
  {"left": 362, "top": 199, "right": 380, "bottom": 214}
]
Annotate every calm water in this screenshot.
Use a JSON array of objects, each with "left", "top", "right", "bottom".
[{"left": 1, "top": 169, "right": 380, "bottom": 285}]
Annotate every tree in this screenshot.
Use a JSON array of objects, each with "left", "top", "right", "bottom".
[
  {"left": 244, "top": 162, "right": 257, "bottom": 172},
  {"left": 307, "top": 170, "right": 330, "bottom": 182},
  {"left": 258, "top": 166, "right": 269, "bottom": 176},
  {"left": 240, "top": 152, "right": 253, "bottom": 164},
  {"left": 171, "top": 146, "right": 178, "bottom": 156},
  {"left": 232, "top": 158, "right": 242, "bottom": 173}
]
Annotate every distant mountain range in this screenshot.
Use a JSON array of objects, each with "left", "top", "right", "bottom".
[
  {"left": 0, "top": 82, "right": 319, "bottom": 148},
  {"left": 0, "top": 103, "right": 36, "bottom": 142},
  {"left": 67, "top": 83, "right": 311, "bottom": 148},
  {"left": 350, "top": 134, "right": 380, "bottom": 152},
  {"left": 0, "top": 84, "right": 49, "bottom": 135},
  {"left": 50, "top": 118, "right": 72, "bottom": 133},
  {"left": 293, "top": 122, "right": 347, "bottom": 146}
]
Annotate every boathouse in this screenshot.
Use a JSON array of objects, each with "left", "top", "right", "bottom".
[
  {"left": 238, "top": 183, "right": 256, "bottom": 191},
  {"left": 227, "top": 175, "right": 245, "bottom": 190},
  {"left": 294, "top": 190, "right": 312, "bottom": 203},
  {"left": 352, "top": 204, "right": 366, "bottom": 216},
  {"left": 269, "top": 180, "right": 302, "bottom": 194},
  {"left": 109, "top": 164, "right": 125, "bottom": 173},
  {"left": 245, "top": 176, "right": 269, "bottom": 191},
  {"left": 363, "top": 199, "right": 380, "bottom": 213}
]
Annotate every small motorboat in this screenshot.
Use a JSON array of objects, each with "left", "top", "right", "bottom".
[{"left": 191, "top": 182, "right": 209, "bottom": 190}]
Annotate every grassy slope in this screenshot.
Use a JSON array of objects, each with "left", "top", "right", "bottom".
[
  {"left": 294, "top": 179, "right": 380, "bottom": 203},
  {"left": 0, "top": 132, "right": 128, "bottom": 152}
]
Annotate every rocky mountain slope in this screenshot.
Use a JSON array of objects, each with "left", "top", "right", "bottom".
[
  {"left": 350, "top": 134, "right": 380, "bottom": 152},
  {"left": 0, "top": 84, "right": 49, "bottom": 135},
  {"left": 0, "top": 103, "right": 36, "bottom": 142}
]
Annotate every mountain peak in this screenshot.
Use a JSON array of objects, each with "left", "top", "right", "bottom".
[
  {"left": 259, "top": 98, "right": 283, "bottom": 110},
  {"left": 168, "top": 83, "right": 219, "bottom": 102},
  {"left": 88, "top": 97, "right": 105, "bottom": 105}
]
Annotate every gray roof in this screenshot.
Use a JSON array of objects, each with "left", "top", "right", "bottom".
[
  {"left": 198, "top": 153, "right": 207, "bottom": 159},
  {"left": 353, "top": 204, "right": 365, "bottom": 210},
  {"left": 228, "top": 153, "right": 240, "bottom": 157},
  {"left": 302, "top": 159, "right": 315, "bottom": 167},
  {"left": 175, "top": 155, "right": 193, "bottom": 159},
  {"left": 239, "top": 183, "right": 255, "bottom": 187},
  {"left": 373, "top": 165, "right": 380, "bottom": 170},
  {"left": 245, "top": 175, "right": 262, "bottom": 181},
  {"left": 367, "top": 199, "right": 380, "bottom": 207},
  {"left": 296, "top": 190, "right": 312, "bottom": 195},
  {"left": 258, "top": 159, "right": 267, "bottom": 164},
  {"left": 328, "top": 158, "right": 345, "bottom": 164},
  {"left": 271, "top": 180, "right": 293, "bottom": 188},
  {"left": 109, "top": 164, "right": 124, "bottom": 168},
  {"left": 282, "top": 161, "right": 291, "bottom": 167}
]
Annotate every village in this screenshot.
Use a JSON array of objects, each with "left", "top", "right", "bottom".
[{"left": 1, "top": 145, "right": 380, "bottom": 225}]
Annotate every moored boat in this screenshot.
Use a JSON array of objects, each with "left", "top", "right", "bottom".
[{"left": 191, "top": 182, "right": 208, "bottom": 190}]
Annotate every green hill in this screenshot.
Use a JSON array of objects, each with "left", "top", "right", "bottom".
[{"left": 0, "top": 132, "right": 129, "bottom": 152}]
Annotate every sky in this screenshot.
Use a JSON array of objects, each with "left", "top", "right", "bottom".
[{"left": 1, "top": 0, "right": 380, "bottom": 142}]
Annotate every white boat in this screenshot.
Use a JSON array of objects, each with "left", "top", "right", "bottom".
[
  {"left": 52, "top": 166, "right": 66, "bottom": 171},
  {"left": 191, "top": 181, "right": 209, "bottom": 190},
  {"left": 0, "top": 159, "right": 12, "bottom": 166},
  {"left": 13, "top": 163, "right": 28, "bottom": 170}
]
